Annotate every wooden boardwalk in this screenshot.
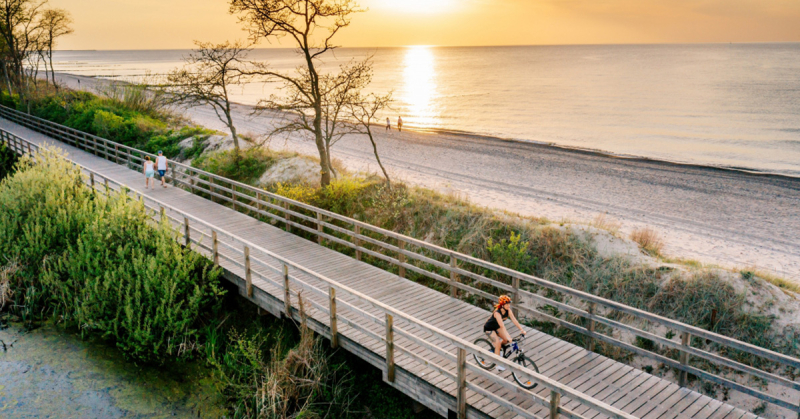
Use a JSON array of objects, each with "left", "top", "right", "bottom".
[{"left": 0, "top": 118, "right": 761, "bottom": 419}]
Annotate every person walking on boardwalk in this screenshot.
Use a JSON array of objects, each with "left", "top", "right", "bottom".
[
  {"left": 155, "top": 151, "right": 168, "bottom": 188},
  {"left": 386, "top": 117, "right": 391, "bottom": 131},
  {"left": 483, "top": 295, "right": 526, "bottom": 371},
  {"left": 143, "top": 156, "right": 155, "bottom": 189},
  {"left": 397, "top": 116, "right": 403, "bottom": 132}
]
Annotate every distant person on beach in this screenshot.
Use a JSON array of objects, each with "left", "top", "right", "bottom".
[
  {"left": 397, "top": 116, "right": 403, "bottom": 132},
  {"left": 386, "top": 117, "right": 391, "bottom": 131},
  {"left": 155, "top": 151, "right": 168, "bottom": 188},
  {"left": 143, "top": 156, "right": 155, "bottom": 189}
]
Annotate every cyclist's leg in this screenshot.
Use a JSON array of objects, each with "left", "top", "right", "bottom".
[
  {"left": 498, "top": 327, "right": 512, "bottom": 346},
  {"left": 488, "top": 331, "right": 502, "bottom": 355}
]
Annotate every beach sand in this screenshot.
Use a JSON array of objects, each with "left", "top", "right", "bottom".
[{"left": 52, "top": 73, "right": 800, "bottom": 282}]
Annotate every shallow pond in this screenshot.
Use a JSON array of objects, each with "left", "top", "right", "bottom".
[{"left": 0, "top": 323, "right": 226, "bottom": 418}]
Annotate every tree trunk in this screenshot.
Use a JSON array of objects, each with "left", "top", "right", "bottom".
[
  {"left": 366, "top": 127, "right": 391, "bottom": 186},
  {"left": 314, "top": 104, "right": 331, "bottom": 187}
]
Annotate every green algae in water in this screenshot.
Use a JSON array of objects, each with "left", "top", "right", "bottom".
[{"left": 0, "top": 323, "right": 226, "bottom": 418}]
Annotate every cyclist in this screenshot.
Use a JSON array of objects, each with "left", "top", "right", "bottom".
[{"left": 483, "top": 295, "right": 526, "bottom": 371}]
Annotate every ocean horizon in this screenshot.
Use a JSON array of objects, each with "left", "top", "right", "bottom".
[{"left": 51, "top": 43, "right": 800, "bottom": 176}]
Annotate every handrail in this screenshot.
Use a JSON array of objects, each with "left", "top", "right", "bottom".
[
  {"left": 2, "top": 104, "right": 798, "bottom": 415},
  {"left": 1, "top": 130, "right": 641, "bottom": 419}
]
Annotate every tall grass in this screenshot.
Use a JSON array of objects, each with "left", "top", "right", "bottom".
[
  {"left": 0, "top": 148, "right": 224, "bottom": 363},
  {"left": 630, "top": 227, "right": 665, "bottom": 256}
]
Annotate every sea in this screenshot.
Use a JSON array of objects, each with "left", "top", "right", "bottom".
[{"left": 51, "top": 43, "right": 800, "bottom": 176}]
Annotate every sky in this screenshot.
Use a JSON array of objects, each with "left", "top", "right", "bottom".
[{"left": 49, "top": 0, "right": 800, "bottom": 50}]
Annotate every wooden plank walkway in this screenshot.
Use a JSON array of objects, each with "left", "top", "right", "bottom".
[{"left": 0, "top": 118, "right": 759, "bottom": 419}]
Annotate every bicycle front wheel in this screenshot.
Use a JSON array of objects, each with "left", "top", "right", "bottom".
[
  {"left": 472, "top": 338, "right": 497, "bottom": 370},
  {"left": 512, "top": 355, "right": 540, "bottom": 390}
]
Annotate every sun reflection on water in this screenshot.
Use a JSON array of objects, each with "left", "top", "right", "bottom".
[{"left": 401, "top": 46, "right": 439, "bottom": 128}]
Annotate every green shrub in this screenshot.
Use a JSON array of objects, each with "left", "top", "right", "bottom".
[
  {"left": 193, "top": 147, "right": 276, "bottom": 185},
  {"left": 0, "top": 143, "right": 18, "bottom": 181},
  {"left": 487, "top": 232, "right": 537, "bottom": 274},
  {"left": 0, "top": 148, "right": 223, "bottom": 363}
]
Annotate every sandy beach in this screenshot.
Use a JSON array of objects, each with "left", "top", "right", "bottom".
[{"left": 53, "top": 73, "right": 800, "bottom": 282}]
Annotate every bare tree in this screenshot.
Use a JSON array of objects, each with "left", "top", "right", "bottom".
[
  {"left": 0, "top": 0, "right": 47, "bottom": 100},
  {"left": 229, "top": 0, "right": 363, "bottom": 187},
  {"left": 166, "top": 40, "right": 251, "bottom": 155},
  {"left": 39, "top": 8, "right": 72, "bottom": 89},
  {"left": 349, "top": 91, "right": 392, "bottom": 185}
]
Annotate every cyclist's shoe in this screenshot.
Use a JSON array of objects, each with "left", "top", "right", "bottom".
[{"left": 497, "top": 366, "right": 506, "bottom": 372}]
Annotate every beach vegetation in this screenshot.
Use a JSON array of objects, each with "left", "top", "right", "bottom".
[
  {"left": 0, "top": 148, "right": 224, "bottom": 362},
  {"left": 630, "top": 226, "right": 665, "bottom": 256},
  {"left": 0, "top": 142, "right": 18, "bottom": 180}
]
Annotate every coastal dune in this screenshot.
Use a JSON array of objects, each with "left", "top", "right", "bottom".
[{"left": 54, "top": 73, "right": 800, "bottom": 282}]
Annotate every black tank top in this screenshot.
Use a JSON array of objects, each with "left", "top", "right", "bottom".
[{"left": 483, "top": 307, "right": 509, "bottom": 332}]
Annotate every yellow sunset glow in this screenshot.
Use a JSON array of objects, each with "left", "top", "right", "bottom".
[
  {"left": 46, "top": 0, "right": 800, "bottom": 50},
  {"left": 373, "top": 0, "right": 457, "bottom": 14}
]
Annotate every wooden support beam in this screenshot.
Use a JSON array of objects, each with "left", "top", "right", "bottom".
[
  {"left": 329, "top": 287, "right": 338, "bottom": 349},
  {"left": 398, "top": 240, "right": 406, "bottom": 278},
  {"left": 385, "top": 313, "right": 395, "bottom": 383},
  {"left": 212, "top": 231, "right": 219, "bottom": 267},
  {"left": 283, "top": 264, "right": 291, "bottom": 317},
  {"left": 284, "top": 202, "right": 291, "bottom": 232},
  {"left": 317, "top": 212, "right": 324, "bottom": 245},
  {"left": 680, "top": 332, "right": 690, "bottom": 387},
  {"left": 90, "top": 173, "right": 95, "bottom": 191},
  {"left": 512, "top": 276, "right": 520, "bottom": 312},
  {"left": 587, "top": 302, "right": 597, "bottom": 352},
  {"left": 354, "top": 225, "right": 362, "bottom": 261},
  {"left": 244, "top": 246, "right": 252, "bottom": 298},
  {"left": 550, "top": 390, "right": 562, "bottom": 419},
  {"left": 104, "top": 178, "right": 109, "bottom": 194},
  {"left": 456, "top": 347, "right": 467, "bottom": 419},
  {"left": 450, "top": 254, "right": 459, "bottom": 298}
]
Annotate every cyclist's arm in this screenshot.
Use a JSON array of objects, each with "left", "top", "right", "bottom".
[{"left": 508, "top": 308, "right": 526, "bottom": 335}]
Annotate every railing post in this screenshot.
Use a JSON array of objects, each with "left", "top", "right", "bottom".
[
  {"left": 550, "top": 390, "right": 562, "bottom": 419},
  {"left": 398, "top": 239, "right": 406, "bottom": 278},
  {"left": 354, "top": 225, "right": 362, "bottom": 261},
  {"left": 231, "top": 184, "right": 237, "bottom": 207},
  {"left": 104, "top": 178, "right": 109, "bottom": 195},
  {"left": 512, "top": 276, "right": 520, "bottom": 310},
  {"left": 329, "top": 287, "right": 338, "bottom": 349},
  {"left": 284, "top": 202, "right": 291, "bottom": 232},
  {"left": 26, "top": 141, "right": 32, "bottom": 156},
  {"left": 114, "top": 145, "right": 119, "bottom": 164},
  {"left": 256, "top": 191, "right": 262, "bottom": 213},
  {"left": 679, "top": 332, "right": 691, "bottom": 387},
  {"left": 385, "top": 313, "right": 395, "bottom": 383},
  {"left": 450, "top": 254, "right": 459, "bottom": 298},
  {"left": 89, "top": 173, "right": 95, "bottom": 191},
  {"left": 317, "top": 212, "right": 324, "bottom": 245},
  {"left": 244, "top": 246, "right": 252, "bottom": 298},
  {"left": 586, "top": 302, "right": 597, "bottom": 352},
  {"left": 209, "top": 177, "right": 216, "bottom": 203},
  {"left": 160, "top": 207, "right": 166, "bottom": 223},
  {"left": 456, "top": 347, "right": 467, "bottom": 419},
  {"left": 183, "top": 217, "right": 190, "bottom": 247},
  {"left": 212, "top": 231, "right": 219, "bottom": 267},
  {"left": 283, "top": 264, "right": 291, "bottom": 318}
]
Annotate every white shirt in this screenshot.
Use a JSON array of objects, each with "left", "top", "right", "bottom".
[
  {"left": 156, "top": 156, "right": 167, "bottom": 171},
  {"left": 144, "top": 161, "right": 154, "bottom": 171}
]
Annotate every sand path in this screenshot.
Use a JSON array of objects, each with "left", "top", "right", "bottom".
[{"left": 53, "top": 74, "right": 800, "bottom": 282}]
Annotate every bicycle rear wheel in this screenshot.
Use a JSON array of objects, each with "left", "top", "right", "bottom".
[
  {"left": 511, "top": 355, "right": 539, "bottom": 389},
  {"left": 472, "top": 338, "right": 497, "bottom": 370}
]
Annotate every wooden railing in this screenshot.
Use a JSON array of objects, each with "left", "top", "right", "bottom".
[
  {"left": 2, "top": 105, "right": 799, "bottom": 416},
  {"left": 2, "top": 129, "right": 638, "bottom": 419}
]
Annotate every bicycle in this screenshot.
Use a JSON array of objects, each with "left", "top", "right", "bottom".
[{"left": 473, "top": 334, "right": 540, "bottom": 389}]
